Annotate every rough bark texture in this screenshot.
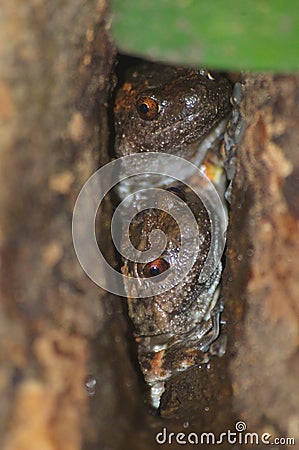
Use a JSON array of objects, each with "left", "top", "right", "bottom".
[
  {"left": 227, "top": 74, "right": 299, "bottom": 446},
  {"left": 0, "top": 1, "right": 128, "bottom": 449},
  {"left": 1, "top": 2, "right": 298, "bottom": 449}
]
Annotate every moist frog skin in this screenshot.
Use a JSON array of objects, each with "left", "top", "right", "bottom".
[
  {"left": 121, "top": 185, "right": 223, "bottom": 409},
  {"left": 114, "top": 62, "right": 232, "bottom": 163}
]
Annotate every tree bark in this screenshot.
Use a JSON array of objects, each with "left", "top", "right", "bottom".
[
  {"left": 227, "top": 73, "right": 299, "bottom": 445},
  {"left": 1, "top": 2, "right": 298, "bottom": 449},
  {"left": 0, "top": 1, "right": 124, "bottom": 449}
]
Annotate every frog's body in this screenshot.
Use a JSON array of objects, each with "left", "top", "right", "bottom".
[{"left": 114, "top": 62, "right": 232, "bottom": 409}]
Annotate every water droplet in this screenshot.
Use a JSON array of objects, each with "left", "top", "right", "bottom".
[
  {"left": 85, "top": 375, "right": 97, "bottom": 397},
  {"left": 237, "top": 254, "right": 243, "bottom": 261},
  {"left": 232, "top": 82, "right": 242, "bottom": 105},
  {"left": 183, "top": 421, "right": 189, "bottom": 428},
  {"left": 204, "top": 406, "right": 210, "bottom": 412},
  {"left": 247, "top": 249, "right": 254, "bottom": 257}
]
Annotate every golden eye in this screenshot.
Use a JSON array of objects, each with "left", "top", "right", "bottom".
[
  {"left": 143, "top": 258, "right": 169, "bottom": 278},
  {"left": 136, "top": 96, "right": 159, "bottom": 120}
]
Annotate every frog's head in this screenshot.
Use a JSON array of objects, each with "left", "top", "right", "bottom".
[{"left": 114, "top": 63, "right": 232, "bottom": 160}]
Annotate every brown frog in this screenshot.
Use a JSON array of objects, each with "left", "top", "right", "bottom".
[
  {"left": 121, "top": 185, "right": 224, "bottom": 409},
  {"left": 114, "top": 62, "right": 232, "bottom": 163}
]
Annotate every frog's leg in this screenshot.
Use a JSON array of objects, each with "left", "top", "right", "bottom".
[
  {"left": 139, "top": 298, "right": 225, "bottom": 409},
  {"left": 198, "top": 300, "right": 224, "bottom": 352},
  {"left": 164, "top": 296, "right": 224, "bottom": 355},
  {"left": 223, "top": 81, "right": 246, "bottom": 203},
  {"left": 139, "top": 301, "right": 224, "bottom": 384}
]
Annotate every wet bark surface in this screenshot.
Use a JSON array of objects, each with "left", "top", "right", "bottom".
[
  {"left": 227, "top": 74, "right": 299, "bottom": 447},
  {"left": 1, "top": 2, "right": 298, "bottom": 449}
]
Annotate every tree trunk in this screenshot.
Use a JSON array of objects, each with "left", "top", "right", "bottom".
[
  {"left": 227, "top": 73, "right": 299, "bottom": 445},
  {"left": 1, "top": 2, "right": 298, "bottom": 449}
]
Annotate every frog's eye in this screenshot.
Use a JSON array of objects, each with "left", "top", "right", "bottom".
[
  {"left": 166, "top": 186, "right": 186, "bottom": 201},
  {"left": 136, "top": 96, "right": 159, "bottom": 120},
  {"left": 143, "top": 258, "right": 169, "bottom": 278}
]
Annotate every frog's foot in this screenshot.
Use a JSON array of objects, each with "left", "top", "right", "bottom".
[
  {"left": 198, "top": 300, "right": 224, "bottom": 352},
  {"left": 209, "top": 333, "right": 227, "bottom": 357},
  {"left": 223, "top": 81, "right": 246, "bottom": 203},
  {"left": 149, "top": 381, "right": 166, "bottom": 410},
  {"left": 143, "top": 341, "right": 210, "bottom": 409}
]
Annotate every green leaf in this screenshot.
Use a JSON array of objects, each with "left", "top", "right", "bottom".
[{"left": 111, "top": 0, "right": 299, "bottom": 71}]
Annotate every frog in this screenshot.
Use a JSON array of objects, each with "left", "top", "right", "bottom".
[
  {"left": 114, "top": 62, "right": 232, "bottom": 199},
  {"left": 114, "top": 62, "right": 232, "bottom": 409},
  {"left": 114, "top": 62, "right": 232, "bottom": 160},
  {"left": 121, "top": 185, "right": 224, "bottom": 409}
]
